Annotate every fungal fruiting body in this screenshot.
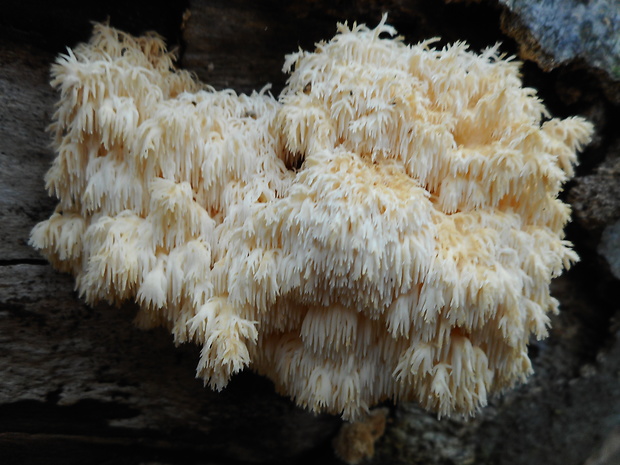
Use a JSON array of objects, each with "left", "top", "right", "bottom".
[{"left": 31, "top": 18, "right": 593, "bottom": 420}]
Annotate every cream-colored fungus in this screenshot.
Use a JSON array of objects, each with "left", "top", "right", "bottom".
[{"left": 31, "top": 17, "right": 593, "bottom": 419}]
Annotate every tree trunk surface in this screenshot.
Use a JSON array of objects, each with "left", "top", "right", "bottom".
[{"left": 1, "top": 1, "right": 619, "bottom": 464}]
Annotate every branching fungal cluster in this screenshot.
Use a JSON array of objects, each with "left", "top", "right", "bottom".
[{"left": 31, "top": 17, "right": 593, "bottom": 419}]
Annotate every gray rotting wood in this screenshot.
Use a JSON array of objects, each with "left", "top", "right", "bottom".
[{"left": 1, "top": 1, "right": 620, "bottom": 465}]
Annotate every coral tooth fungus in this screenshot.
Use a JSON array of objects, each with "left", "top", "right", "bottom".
[{"left": 31, "top": 16, "right": 593, "bottom": 419}]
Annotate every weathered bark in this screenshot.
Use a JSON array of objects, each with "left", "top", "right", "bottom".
[{"left": 1, "top": 1, "right": 619, "bottom": 464}]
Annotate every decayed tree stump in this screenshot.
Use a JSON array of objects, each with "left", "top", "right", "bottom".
[{"left": 1, "top": 1, "right": 619, "bottom": 464}]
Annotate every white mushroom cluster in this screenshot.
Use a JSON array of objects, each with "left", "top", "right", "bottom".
[{"left": 31, "top": 17, "right": 593, "bottom": 419}]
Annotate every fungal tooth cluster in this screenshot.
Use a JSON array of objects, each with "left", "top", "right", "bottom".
[{"left": 31, "top": 16, "right": 593, "bottom": 419}]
